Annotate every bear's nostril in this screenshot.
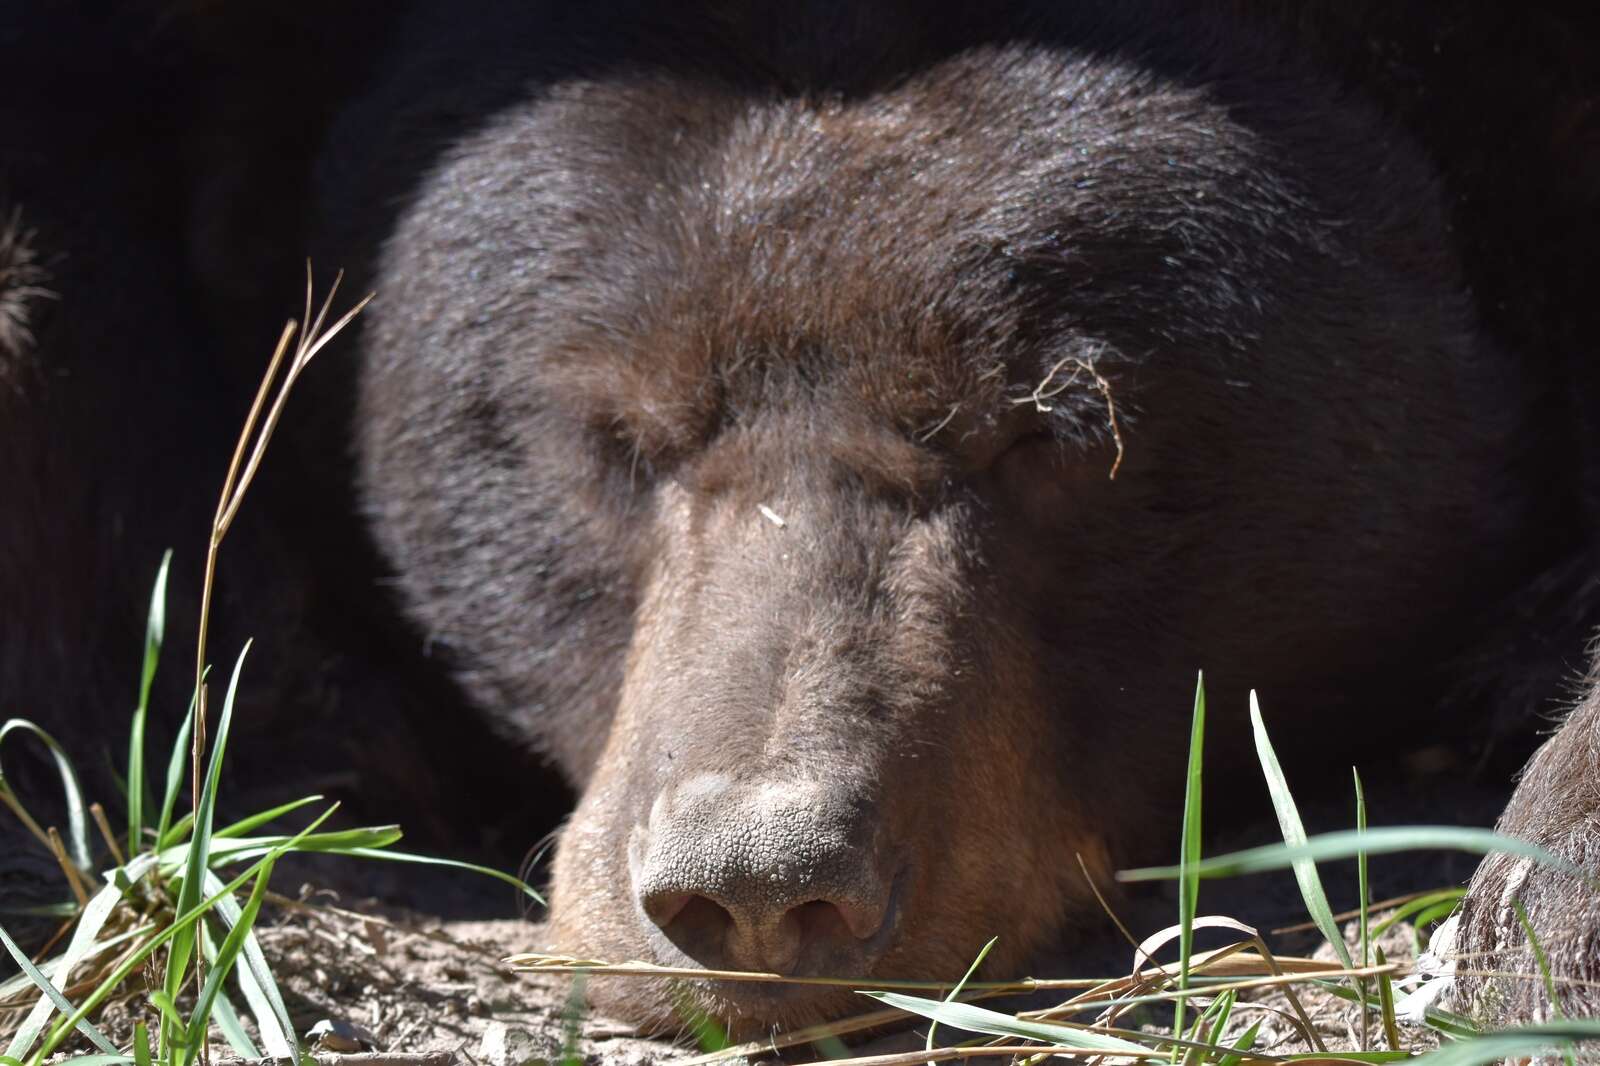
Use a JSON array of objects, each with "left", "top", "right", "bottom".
[
  {"left": 646, "top": 893, "right": 743, "bottom": 967},
  {"left": 635, "top": 774, "right": 897, "bottom": 973},
  {"left": 644, "top": 890, "right": 881, "bottom": 974},
  {"left": 817, "top": 892, "right": 894, "bottom": 941},
  {"left": 641, "top": 889, "right": 692, "bottom": 929}
]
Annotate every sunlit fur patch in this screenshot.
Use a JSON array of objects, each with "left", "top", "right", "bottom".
[{"left": 0, "top": 206, "right": 52, "bottom": 379}]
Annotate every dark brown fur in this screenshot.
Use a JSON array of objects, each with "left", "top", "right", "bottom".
[
  {"left": 4, "top": 0, "right": 1599, "bottom": 1038},
  {"left": 344, "top": 2, "right": 1565, "bottom": 1031}
]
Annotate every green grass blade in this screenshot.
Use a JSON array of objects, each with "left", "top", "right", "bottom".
[
  {"left": 1514, "top": 903, "right": 1549, "bottom": 982},
  {"left": 131, "top": 1022, "right": 152, "bottom": 1066},
  {"left": 195, "top": 920, "right": 263, "bottom": 1059},
  {"left": 1250, "top": 692, "right": 1351, "bottom": 969},
  {"left": 926, "top": 936, "right": 995, "bottom": 1057},
  {"left": 1180, "top": 988, "right": 1229, "bottom": 1066},
  {"left": 175, "top": 826, "right": 404, "bottom": 868},
  {"left": 148, "top": 989, "right": 182, "bottom": 1030},
  {"left": 181, "top": 856, "right": 276, "bottom": 1066},
  {"left": 4, "top": 854, "right": 156, "bottom": 1061},
  {"left": 1214, "top": 1019, "right": 1259, "bottom": 1066},
  {"left": 1513, "top": 900, "right": 1575, "bottom": 1064},
  {"left": 0, "top": 903, "right": 78, "bottom": 919},
  {"left": 1200, "top": 989, "right": 1235, "bottom": 1053},
  {"left": 560, "top": 974, "right": 588, "bottom": 1066},
  {"left": 0, "top": 719, "right": 92, "bottom": 871},
  {"left": 0, "top": 923, "right": 119, "bottom": 1056},
  {"left": 202, "top": 870, "right": 296, "bottom": 1058},
  {"left": 1407, "top": 1022, "right": 1600, "bottom": 1064},
  {"left": 0, "top": 922, "right": 157, "bottom": 1003},
  {"left": 1411, "top": 900, "right": 1461, "bottom": 954},
  {"left": 1370, "top": 889, "right": 1465, "bottom": 940},
  {"left": 127, "top": 551, "right": 172, "bottom": 851},
  {"left": 339, "top": 846, "right": 544, "bottom": 901},
  {"left": 1354, "top": 766, "right": 1370, "bottom": 1050},
  {"left": 1175, "top": 672, "right": 1205, "bottom": 1051},
  {"left": 159, "top": 811, "right": 195, "bottom": 851},
  {"left": 1421, "top": 1007, "right": 1481, "bottom": 1040},
  {"left": 1374, "top": 946, "right": 1401, "bottom": 1051},
  {"left": 155, "top": 687, "right": 198, "bottom": 848},
  {"left": 1354, "top": 767, "right": 1368, "bottom": 967},
  {"left": 213, "top": 795, "right": 323, "bottom": 839},
  {"left": 207, "top": 990, "right": 262, "bottom": 1061},
  {"left": 1119, "top": 826, "right": 1577, "bottom": 882},
  {"left": 31, "top": 803, "right": 338, "bottom": 1065},
  {"left": 163, "top": 641, "right": 251, "bottom": 1043},
  {"left": 861, "top": 992, "right": 1159, "bottom": 1058}
]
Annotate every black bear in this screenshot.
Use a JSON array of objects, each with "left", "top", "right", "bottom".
[{"left": 2, "top": 0, "right": 1596, "bottom": 1038}]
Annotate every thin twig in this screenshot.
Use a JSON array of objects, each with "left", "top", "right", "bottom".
[
  {"left": 675, "top": 1003, "right": 982, "bottom": 1065},
  {"left": 1271, "top": 890, "right": 1452, "bottom": 935},
  {"left": 510, "top": 951, "right": 1385, "bottom": 992},
  {"left": 1079, "top": 358, "right": 1125, "bottom": 479},
  {"left": 509, "top": 954, "right": 1103, "bottom": 991},
  {"left": 46, "top": 825, "right": 89, "bottom": 906},
  {"left": 1011, "top": 353, "right": 1126, "bottom": 478},
  {"left": 26, "top": 917, "right": 75, "bottom": 971},
  {"left": 188, "top": 268, "right": 371, "bottom": 1066},
  {"left": 1017, "top": 356, "right": 1084, "bottom": 412},
  {"left": 0, "top": 788, "right": 56, "bottom": 854},
  {"left": 1077, "top": 853, "right": 1170, "bottom": 980},
  {"left": 90, "top": 802, "right": 125, "bottom": 867}
]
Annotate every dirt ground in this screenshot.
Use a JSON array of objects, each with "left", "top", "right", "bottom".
[
  {"left": 39, "top": 895, "right": 1437, "bottom": 1066},
  {"left": 7, "top": 760, "right": 1508, "bottom": 1064},
  {"left": 18, "top": 861, "right": 1472, "bottom": 1065}
]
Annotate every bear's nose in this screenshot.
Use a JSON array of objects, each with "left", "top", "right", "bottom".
[{"left": 633, "top": 774, "right": 897, "bottom": 975}]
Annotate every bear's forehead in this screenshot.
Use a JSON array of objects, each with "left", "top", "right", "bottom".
[{"left": 416, "top": 41, "right": 1353, "bottom": 456}]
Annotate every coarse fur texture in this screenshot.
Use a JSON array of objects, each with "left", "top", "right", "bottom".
[
  {"left": 0, "top": 207, "right": 50, "bottom": 378},
  {"left": 3, "top": 0, "right": 1599, "bottom": 1038},
  {"left": 1456, "top": 676, "right": 1600, "bottom": 1024}
]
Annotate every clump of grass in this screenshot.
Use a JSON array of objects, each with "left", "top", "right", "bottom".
[
  {"left": 1, "top": 273, "right": 537, "bottom": 1066},
  {"left": 514, "top": 679, "right": 1600, "bottom": 1065}
]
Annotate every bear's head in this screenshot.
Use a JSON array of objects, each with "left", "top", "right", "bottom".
[{"left": 344, "top": 3, "right": 1533, "bottom": 1032}]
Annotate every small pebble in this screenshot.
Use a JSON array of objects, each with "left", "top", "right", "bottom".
[
  {"left": 479, "top": 1020, "right": 563, "bottom": 1066},
  {"left": 305, "top": 1017, "right": 379, "bottom": 1054}
]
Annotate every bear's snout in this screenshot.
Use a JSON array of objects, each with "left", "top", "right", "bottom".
[{"left": 631, "top": 774, "right": 899, "bottom": 976}]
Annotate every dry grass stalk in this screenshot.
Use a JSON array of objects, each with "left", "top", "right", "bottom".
[
  {"left": 89, "top": 802, "right": 126, "bottom": 868},
  {"left": 186, "top": 266, "right": 372, "bottom": 1065},
  {"left": 1012, "top": 351, "right": 1126, "bottom": 478},
  {"left": 509, "top": 953, "right": 1099, "bottom": 992},
  {"left": 510, "top": 949, "right": 1390, "bottom": 992},
  {"left": 512, "top": 948, "right": 1408, "bottom": 1063},
  {"left": 46, "top": 825, "right": 89, "bottom": 906}
]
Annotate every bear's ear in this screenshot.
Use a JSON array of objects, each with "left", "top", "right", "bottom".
[{"left": 151, "top": 2, "right": 408, "bottom": 338}]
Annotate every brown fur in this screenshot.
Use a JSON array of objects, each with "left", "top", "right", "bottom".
[
  {"left": 1457, "top": 682, "right": 1600, "bottom": 1024},
  {"left": 6, "top": 0, "right": 1600, "bottom": 1038},
  {"left": 347, "top": 6, "right": 1542, "bottom": 1032}
]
